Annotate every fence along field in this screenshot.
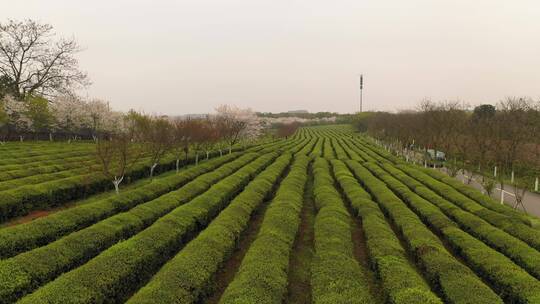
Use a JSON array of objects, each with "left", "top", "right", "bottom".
[{"left": 0, "top": 126, "right": 539, "bottom": 304}]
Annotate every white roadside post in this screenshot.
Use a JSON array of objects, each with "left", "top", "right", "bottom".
[
  {"left": 535, "top": 177, "right": 539, "bottom": 192},
  {"left": 511, "top": 171, "right": 514, "bottom": 183},
  {"left": 500, "top": 190, "right": 504, "bottom": 204},
  {"left": 494, "top": 166, "right": 497, "bottom": 177}
]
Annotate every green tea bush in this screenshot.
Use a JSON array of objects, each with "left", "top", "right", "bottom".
[
  {"left": 127, "top": 153, "right": 293, "bottom": 303},
  {"left": 219, "top": 155, "right": 309, "bottom": 304},
  {"left": 311, "top": 158, "right": 374, "bottom": 303}
]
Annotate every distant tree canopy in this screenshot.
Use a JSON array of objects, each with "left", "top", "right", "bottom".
[
  {"left": 257, "top": 111, "right": 338, "bottom": 119},
  {"left": 0, "top": 19, "right": 88, "bottom": 100},
  {"left": 472, "top": 104, "right": 496, "bottom": 121},
  {"left": 355, "top": 98, "right": 540, "bottom": 191}
]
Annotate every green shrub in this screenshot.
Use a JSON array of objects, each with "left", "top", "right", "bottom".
[
  {"left": 219, "top": 155, "right": 309, "bottom": 304},
  {"left": 397, "top": 164, "right": 540, "bottom": 251},
  {"left": 0, "top": 152, "right": 241, "bottom": 259},
  {"left": 311, "top": 158, "right": 374, "bottom": 304},
  {"left": 340, "top": 160, "right": 443, "bottom": 304},
  {"left": 127, "top": 153, "right": 293, "bottom": 303},
  {"left": 363, "top": 162, "right": 539, "bottom": 303},
  {"left": 0, "top": 152, "right": 268, "bottom": 303},
  {"left": 16, "top": 152, "right": 278, "bottom": 304}
]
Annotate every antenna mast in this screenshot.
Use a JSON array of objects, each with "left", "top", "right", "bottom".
[{"left": 359, "top": 74, "right": 364, "bottom": 112}]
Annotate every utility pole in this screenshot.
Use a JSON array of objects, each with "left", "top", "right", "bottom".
[{"left": 359, "top": 74, "right": 364, "bottom": 112}]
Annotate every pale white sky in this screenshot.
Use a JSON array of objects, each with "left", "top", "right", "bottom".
[{"left": 3, "top": 0, "right": 540, "bottom": 114}]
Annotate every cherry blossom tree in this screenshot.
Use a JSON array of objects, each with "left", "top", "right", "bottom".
[
  {"left": 50, "top": 95, "right": 88, "bottom": 140},
  {"left": 0, "top": 19, "right": 89, "bottom": 99},
  {"left": 215, "top": 105, "right": 262, "bottom": 153},
  {"left": 85, "top": 99, "right": 117, "bottom": 140},
  {"left": 0, "top": 94, "right": 32, "bottom": 141}
]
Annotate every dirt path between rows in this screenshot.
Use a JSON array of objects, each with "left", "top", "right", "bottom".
[
  {"left": 285, "top": 165, "right": 315, "bottom": 304},
  {"left": 204, "top": 198, "right": 272, "bottom": 304}
]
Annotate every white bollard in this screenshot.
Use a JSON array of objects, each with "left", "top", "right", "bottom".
[
  {"left": 494, "top": 166, "right": 497, "bottom": 177},
  {"left": 500, "top": 190, "right": 504, "bottom": 205},
  {"left": 511, "top": 171, "right": 514, "bottom": 183},
  {"left": 424, "top": 160, "right": 427, "bottom": 168},
  {"left": 535, "top": 177, "right": 539, "bottom": 192}
]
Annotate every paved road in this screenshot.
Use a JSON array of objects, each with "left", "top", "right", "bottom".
[{"left": 447, "top": 170, "right": 540, "bottom": 218}]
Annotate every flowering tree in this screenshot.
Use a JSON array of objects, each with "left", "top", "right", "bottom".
[
  {"left": 0, "top": 19, "right": 88, "bottom": 99},
  {"left": 0, "top": 94, "right": 32, "bottom": 141},
  {"left": 85, "top": 99, "right": 119, "bottom": 140},
  {"left": 50, "top": 95, "right": 89, "bottom": 139},
  {"left": 215, "top": 105, "right": 262, "bottom": 153}
]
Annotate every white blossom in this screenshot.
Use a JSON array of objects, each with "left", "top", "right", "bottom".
[
  {"left": 1, "top": 95, "right": 33, "bottom": 131},
  {"left": 215, "top": 104, "right": 262, "bottom": 139}
]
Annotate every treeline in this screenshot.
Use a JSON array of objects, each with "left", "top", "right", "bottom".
[
  {"left": 257, "top": 111, "right": 338, "bottom": 119},
  {"left": 0, "top": 94, "right": 123, "bottom": 142},
  {"left": 95, "top": 105, "right": 264, "bottom": 193},
  {"left": 355, "top": 97, "right": 540, "bottom": 196}
]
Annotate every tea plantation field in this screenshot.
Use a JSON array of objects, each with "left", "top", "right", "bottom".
[{"left": 0, "top": 126, "right": 539, "bottom": 304}]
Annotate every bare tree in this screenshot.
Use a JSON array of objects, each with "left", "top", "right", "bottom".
[
  {"left": 172, "top": 119, "right": 190, "bottom": 173},
  {"left": 0, "top": 20, "right": 89, "bottom": 99},
  {"left": 276, "top": 122, "right": 300, "bottom": 139},
  {"left": 188, "top": 119, "right": 209, "bottom": 165},
  {"left": 96, "top": 133, "right": 142, "bottom": 194},
  {"left": 199, "top": 117, "right": 219, "bottom": 160},
  {"left": 141, "top": 116, "right": 173, "bottom": 178},
  {"left": 216, "top": 115, "right": 246, "bottom": 154},
  {"left": 215, "top": 105, "right": 261, "bottom": 153},
  {"left": 470, "top": 104, "right": 496, "bottom": 176}
]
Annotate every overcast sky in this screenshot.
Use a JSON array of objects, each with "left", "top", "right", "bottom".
[{"left": 3, "top": 0, "right": 540, "bottom": 114}]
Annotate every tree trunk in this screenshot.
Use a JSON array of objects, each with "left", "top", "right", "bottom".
[
  {"left": 219, "top": 149, "right": 222, "bottom": 157},
  {"left": 150, "top": 163, "right": 158, "bottom": 178},
  {"left": 206, "top": 151, "right": 210, "bottom": 160},
  {"left": 112, "top": 176, "right": 124, "bottom": 194},
  {"left": 49, "top": 133, "right": 53, "bottom": 141},
  {"left": 176, "top": 158, "right": 180, "bottom": 173},
  {"left": 195, "top": 153, "right": 199, "bottom": 165},
  {"left": 229, "top": 145, "right": 232, "bottom": 154}
]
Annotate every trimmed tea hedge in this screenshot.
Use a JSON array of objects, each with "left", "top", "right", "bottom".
[
  {"left": 396, "top": 164, "right": 540, "bottom": 251},
  {"left": 0, "top": 152, "right": 265, "bottom": 303},
  {"left": 17, "top": 152, "right": 278, "bottom": 304},
  {"left": 127, "top": 153, "right": 293, "bottom": 303},
  {"left": 382, "top": 163, "right": 540, "bottom": 280},
  {"left": 334, "top": 160, "right": 443, "bottom": 304},
  {"left": 360, "top": 161, "right": 503, "bottom": 304},
  {"left": 362, "top": 162, "right": 540, "bottom": 303},
  {"left": 219, "top": 155, "right": 309, "bottom": 303},
  {"left": 0, "top": 152, "right": 241, "bottom": 259},
  {"left": 0, "top": 138, "right": 289, "bottom": 223},
  {"left": 420, "top": 167, "right": 540, "bottom": 228},
  {"left": 311, "top": 158, "right": 374, "bottom": 303}
]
